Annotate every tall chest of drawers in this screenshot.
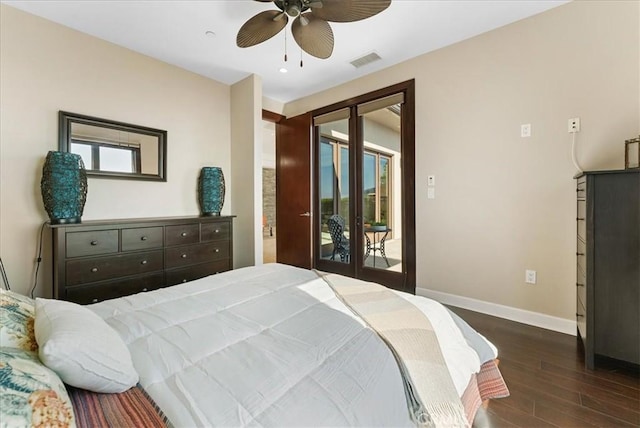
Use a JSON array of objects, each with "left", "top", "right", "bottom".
[
  {"left": 575, "top": 170, "right": 639, "bottom": 369},
  {"left": 50, "top": 216, "right": 234, "bottom": 304}
]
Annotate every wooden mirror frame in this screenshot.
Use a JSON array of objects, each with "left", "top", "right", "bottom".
[{"left": 59, "top": 111, "right": 167, "bottom": 181}]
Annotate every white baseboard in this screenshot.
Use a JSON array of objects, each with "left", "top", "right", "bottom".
[{"left": 416, "top": 287, "right": 576, "bottom": 336}]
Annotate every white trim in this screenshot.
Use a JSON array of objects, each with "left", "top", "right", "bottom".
[{"left": 416, "top": 287, "right": 576, "bottom": 336}]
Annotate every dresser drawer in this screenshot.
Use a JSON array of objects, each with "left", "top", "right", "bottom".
[
  {"left": 576, "top": 276, "right": 586, "bottom": 307},
  {"left": 576, "top": 256, "right": 586, "bottom": 284},
  {"left": 201, "top": 222, "right": 230, "bottom": 242},
  {"left": 165, "top": 224, "right": 200, "bottom": 246},
  {"left": 66, "top": 272, "right": 164, "bottom": 305},
  {"left": 66, "top": 250, "right": 163, "bottom": 286},
  {"left": 122, "top": 227, "right": 163, "bottom": 251},
  {"left": 576, "top": 296, "right": 587, "bottom": 342},
  {"left": 576, "top": 178, "right": 586, "bottom": 199},
  {"left": 166, "top": 260, "right": 230, "bottom": 286},
  {"left": 66, "top": 230, "right": 118, "bottom": 258},
  {"left": 576, "top": 200, "right": 586, "bottom": 240},
  {"left": 576, "top": 237, "right": 586, "bottom": 271},
  {"left": 577, "top": 199, "right": 586, "bottom": 220},
  {"left": 165, "top": 242, "right": 230, "bottom": 269}
]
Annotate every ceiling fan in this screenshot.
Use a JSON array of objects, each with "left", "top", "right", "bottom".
[{"left": 236, "top": 0, "right": 392, "bottom": 61}]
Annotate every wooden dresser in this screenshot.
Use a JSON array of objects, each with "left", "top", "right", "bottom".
[
  {"left": 50, "top": 216, "right": 234, "bottom": 304},
  {"left": 575, "top": 170, "right": 639, "bottom": 369}
]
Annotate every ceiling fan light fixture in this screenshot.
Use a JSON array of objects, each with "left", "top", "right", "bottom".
[{"left": 286, "top": 4, "right": 302, "bottom": 16}]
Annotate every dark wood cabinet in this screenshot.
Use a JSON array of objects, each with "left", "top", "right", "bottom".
[
  {"left": 50, "top": 216, "right": 234, "bottom": 304},
  {"left": 575, "top": 170, "right": 639, "bottom": 369}
]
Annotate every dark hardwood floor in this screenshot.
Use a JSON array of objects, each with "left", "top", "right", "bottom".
[{"left": 449, "top": 307, "right": 640, "bottom": 428}]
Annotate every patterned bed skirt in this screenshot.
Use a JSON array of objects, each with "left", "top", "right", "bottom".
[
  {"left": 67, "top": 361, "right": 507, "bottom": 427},
  {"left": 461, "top": 359, "right": 510, "bottom": 424},
  {"left": 67, "top": 383, "right": 171, "bottom": 428}
]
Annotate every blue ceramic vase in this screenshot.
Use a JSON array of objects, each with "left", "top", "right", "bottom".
[
  {"left": 40, "top": 151, "right": 88, "bottom": 224},
  {"left": 198, "top": 167, "right": 225, "bottom": 216}
]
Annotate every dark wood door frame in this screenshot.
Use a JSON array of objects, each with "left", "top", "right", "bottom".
[{"left": 311, "top": 80, "right": 416, "bottom": 294}]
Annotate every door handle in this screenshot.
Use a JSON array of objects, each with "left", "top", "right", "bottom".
[{"left": 299, "top": 212, "right": 311, "bottom": 217}]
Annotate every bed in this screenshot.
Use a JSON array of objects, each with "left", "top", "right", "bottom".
[{"left": 1, "top": 263, "right": 508, "bottom": 427}]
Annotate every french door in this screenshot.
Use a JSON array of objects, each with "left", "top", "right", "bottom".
[{"left": 313, "top": 81, "right": 415, "bottom": 293}]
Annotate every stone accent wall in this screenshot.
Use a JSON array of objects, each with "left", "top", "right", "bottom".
[{"left": 262, "top": 168, "right": 276, "bottom": 227}]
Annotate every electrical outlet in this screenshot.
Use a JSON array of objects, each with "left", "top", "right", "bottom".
[
  {"left": 568, "top": 117, "right": 580, "bottom": 133},
  {"left": 525, "top": 270, "right": 537, "bottom": 284},
  {"left": 521, "top": 124, "right": 531, "bottom": 138}
]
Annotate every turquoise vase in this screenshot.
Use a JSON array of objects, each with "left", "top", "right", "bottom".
[
  {"left": 40, "top": 151, "right": 88, "bottom": 224},
  {"left": 198, "top": 167, "right": 225, "bottom": 216}
]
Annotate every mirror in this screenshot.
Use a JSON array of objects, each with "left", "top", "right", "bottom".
[{"left": 59, "top": 111, "right": 167, "bottom": 181}]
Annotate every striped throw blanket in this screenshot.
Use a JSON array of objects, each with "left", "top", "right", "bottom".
[{"left": 319, "top": 272, "right": 469, "bottom": 428}]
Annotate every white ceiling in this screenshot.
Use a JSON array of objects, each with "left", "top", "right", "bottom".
[{"left": 3, "top": 0, "right": 568, "bottom": 103}]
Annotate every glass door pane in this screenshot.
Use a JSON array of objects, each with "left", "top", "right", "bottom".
[
  {"left": 318, "top": 119, "right": 350, "bottom": 264},
  {"left": 379, "top": 156, "right": 390, "bottom": 232},
  {"left": 361, "top": 104, "right": 402, "bottom": 272}
]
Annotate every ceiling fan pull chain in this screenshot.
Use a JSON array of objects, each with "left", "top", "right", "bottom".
[
  {"left": 284, "top": 30, "right": 288, "bottom": 62},
  {"left": 300, "top": 47, "right": 303, "bottom": 68}
]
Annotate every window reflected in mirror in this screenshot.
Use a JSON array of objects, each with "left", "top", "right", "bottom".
[{"left": 59, "top": 111, "right": 166, "bottom": 181}]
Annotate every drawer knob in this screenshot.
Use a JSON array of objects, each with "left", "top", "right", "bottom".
[
  {"left": 181, "top": 232, "right": 188, "bottom": 237},
  {"left": 182, "top": 279, "right": 187, "bottom": 283},
  {"left": 576, "top": 283, "right": 585, "bottom": 287},
  {"left": 91, "top": 267, "right": 98, "bottom": 273},
  {"left": 141, "top": 260, "right": 148, "bottom": 265},
  {"left": 576, "top": 252, "right": 585, "bottom": 256},
  {"left": 142, "top": 288, "right": 148, "bottom": 292},
  {"left": 576, "top": 217, "right": 585, "bottom": 221},
  {"left": 181, "top": 254, "right": 187, "bottom": 258},
  {"left": 214, "top": 248, "right": 220, "bottom": 253},
  {"left": 90, "top": 240, "right": 98, "bottom": 246},
  {"left": 92, "top": 298, "right": 98, "bottom": 303},
  {"left": 215, "top": 229, "right": 220, "bottom": 233},
  {"left": 141, "top": 236, "right": 148, "bottom": 241}
]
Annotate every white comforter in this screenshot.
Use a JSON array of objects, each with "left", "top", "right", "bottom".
[{"left": 90, "top": 264, "right": 496, "bottom": 427}]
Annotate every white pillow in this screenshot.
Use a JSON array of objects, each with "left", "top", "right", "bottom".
[{"left": 34, "top": 298, "right": 139, "bottom": 393}]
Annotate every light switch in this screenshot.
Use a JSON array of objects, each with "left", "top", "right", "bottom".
[
  {"left": 427, "top": 175, "right": 435, "bottom": 187},
  {"left": 427, "top": 188, "right": 435, "bottom": 199},
  {"left": 521, "top": 124, "right": 531, "bottom": 138}
]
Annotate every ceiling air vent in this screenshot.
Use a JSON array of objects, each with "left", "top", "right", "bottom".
[{"left": 350, "top": 52, "right": 381, "bottom": 69}]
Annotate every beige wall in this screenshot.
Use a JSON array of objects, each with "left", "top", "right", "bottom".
[
  {"left": 285, "top": 0, "right": 640, "bottom": 320},
  {"left": 230, "top": 75, "right": 262, "bottom": 267},
  {"left": 0, "top": 5, "right": 232, "bottom": 297}
]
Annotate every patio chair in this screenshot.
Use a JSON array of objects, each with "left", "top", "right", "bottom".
[{"left": 327, "top": 214, "right": 350, "bottom": 262}]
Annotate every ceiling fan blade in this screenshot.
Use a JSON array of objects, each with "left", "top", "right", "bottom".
[
  {"left": 292, "top": 13, "right": 334, "bottom": 59},
  {"left": 311, "top": 0, "right": 391, "bottom": 23},
  {"left": 253, "top": 0, "right": 273, "bottom": 2},
  {"left": 236, "top": 10, "right": 288, "bottom": 48}
]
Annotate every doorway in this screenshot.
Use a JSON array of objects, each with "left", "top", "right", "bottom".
[
  {"left": 262, "top": 119, "right": 277, "bottom": 263},
  {"left": 313, "top": 81, "right": 415, "bottom": 293}
]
